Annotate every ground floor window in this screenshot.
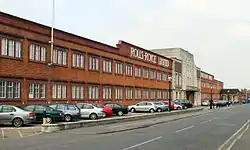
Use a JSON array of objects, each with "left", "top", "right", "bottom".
[
  {"left": 88, "top": 85, "right": 99, "bottom": 99},
  {"left": 72, "top": 85, "right": 84, "bottom": 99},
  {"left": 0, "top": 80, "right": 20, "bottom": 99},
  {"left": 115, "top": 87, "right": 123, "bottom": 100},
  {"left": 52, "top": 84, "right": 67, "bottom": 99},
  {"left": 103, "top": 86, "right": 112, "bottom": 100},
  {"left": 29, "top": 83, "right": 46, "bottom": 99}
]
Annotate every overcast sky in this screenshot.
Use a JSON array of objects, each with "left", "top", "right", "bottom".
[{"left": 1, "top": 0, "right": 250, "bottom": 89}]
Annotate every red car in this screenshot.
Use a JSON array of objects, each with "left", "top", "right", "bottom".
[
  {"left": 163, "top": 101, "right": 175, "bottom": 110},
  {"left": 93, "top": 103, "right": 113, "bottom": 117}
]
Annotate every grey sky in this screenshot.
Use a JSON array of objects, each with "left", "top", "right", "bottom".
[{"left": 1, "top": 0, "right": 249, "bottom": 88}]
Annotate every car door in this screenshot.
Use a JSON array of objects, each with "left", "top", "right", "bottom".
[
  {"left": 34, "top": 105, "right": 46, "bottom": 121},
  {"left": 113, "top": 104, "right": 122, "bottom": 114},
  {"left": 106, "top": 104, "right": 115, "bottom": 114},
  {"left": 0, "top": 105, "right": 16, "bottom": 124},
  {"left": 136, "top": 102, "right": 146, "bottom": 111},
  {"left": 0, "top": 105, "right": 3, "bottom": 124},
  {"left": 82, "top": 104, "right": 94, "bottom": 118}
]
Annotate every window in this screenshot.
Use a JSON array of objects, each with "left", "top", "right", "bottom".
[
  {"left": 125, "top": 64, "right": 133, "bottom": 76},
  {"left": 125, "top": 87, "right": 133, "bottom": 99},
  {"left": 103, "top": 59, "right": 112, "bottom": 73},
  {"left": 29, "top": 83, "right": 45, "bottom": 99},
  {"left": 72, "top": 85, "right": 84, "bottom": 99},
  {"left": 143, "top": 68, "right": 149, "bottom": 78},
  {"left": 157, "top": 90, "right": 161, "bottom": 99},
  {"left": 29, "top": 44, "right": 46, "bottom": 62},
  {"left": 157, "top": 72, "right": 162, "bottom": 80},
  {"left": 135, "top": 66, "right": 142, "bottom": 77},
  {"left": 103, "top": 86, "right": 112, "bottom": 100},
  {"left": 52, "top": 84, "right": 67, "bottom": 99},
  {"left": 150, "top": 90, "right": 156, "bottom": 99},
  {"left": 149, "top": 69, "right": 155, "bottom": 79},
  {"left": 115, "top": 87, "right": 123, "bottom": 99},
  {"left": 115, "top": 61, "right": 123, "bottom": 74},
  {"left": 53, "top": 48, "right": 67, "bottom": 65},
  {"left": 142, "top": 89, "right": 149, "bottom": 99},
  {"left": 88, "top": 85, "right": 99, "bottom": 99},
  {"left": 89, "top": 56, "right": 99, "bottom": 71},
  {"left": 0, "top": 80, "right": 20, "bottom": 99},
  {"left": 162, "top": 90, "right": 168, "bottom": 99},
  {"left": 135, "top": 88, "right": 142, "bottom": 99},
  {"left": 1, "top": 38, "right": 21, "bottom": 58},
  {"left": 162, "top": 73, "right": 168, "bottom": 81},
  {"left": 72, "top": 53, "right": 84, "bottom": 68}
]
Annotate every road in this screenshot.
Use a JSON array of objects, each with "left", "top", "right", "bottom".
[{"left": 1, "top": 105, "right": 250, "bottom": 150}]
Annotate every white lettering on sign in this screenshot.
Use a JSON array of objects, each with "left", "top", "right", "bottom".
[{"left": 130, "top": 47, "right": 169, "bottom": 67}]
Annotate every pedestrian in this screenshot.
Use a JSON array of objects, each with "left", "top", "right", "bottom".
[{"left": 209, "top": 99, "right": 213, "bottom": 109}]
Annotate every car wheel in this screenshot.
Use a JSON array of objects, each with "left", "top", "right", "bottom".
[
  {"left": 177, "top": 107, "right": 181, "bottom": 110},
  {"left": 117, "top": 111, "right": 123, "bottom": 116},
  {"left": 89, "top": 113, "right": 97, "bottom": 120},
  {"left": 130, "top": 108, "right": 136, "bottom": 113},
  {"left": 46, "top": 116, "right": 53, "bottom": 124},
  {"left": 156, "top": 108, "right": 162, "bottom": 112},
  {"left": 149, "top": 109, "right": 155, "bottom": 113},
  {"left": 64, "top": 115, "right": 72, "bottom": 122},
  {"left": 12, "top": 118, "right": 23, "bottom": 127},
  {"left": 103, "top": 112, "right": 107, "bottom": 118}
]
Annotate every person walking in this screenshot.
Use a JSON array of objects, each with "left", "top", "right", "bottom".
[{"left": 209, "top": 99, "right": 213, "bottom": 109}]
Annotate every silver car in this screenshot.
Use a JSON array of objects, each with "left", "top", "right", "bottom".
[
  {"left": 128, "top": 101, "right": 158, "bottom": 113},
  {"left": 50, "top": 104, "right": 81, "bottom": 122},
  {"left": 152, "top": 101, "right": 169, "bottom": 112},
  {"left": 76, "top": 103, "right": 105, "bottom": 120},
  {"left": 0, "top": 105, "right": 35, "bottom": 127}
]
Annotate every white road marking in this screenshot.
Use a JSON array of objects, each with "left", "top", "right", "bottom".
[
  {"left": 218, "top": 119, "right": 250, "bottom": 150},
  {"left": 107, "top": 122, "right": 141, "bottom": 129},
  {"left": 122, "top": 136, "right": 162, "bottom": 150},
  {"left": 1, "top": 129, "right": 4, "bottom": 140},
  {"left": 200, "top": 120, "right": 211, "bottom": 124},
  {"left": 17, "top": 130, "right": 23, "bottom": 138},
  {"left": 175, "top": 125, "right": 195, "bottom": 133}
]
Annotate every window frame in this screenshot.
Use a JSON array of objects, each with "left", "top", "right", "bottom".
[
  {"left": 103, "top": 86, "right": 112, "bottom": 100},
  {"left": 88, "top": 55, "right": 100, "bottom": 71},
  {"left": 28, "top": 82, "right": 46, "bottom": 100},
  {"left": 0, "top": 80, "right": 21, "bottom": 99},
  {"left": 88, "top": 85, "right": 99, "bottom": 100},
  {"left": 125, "top": 63, "right": 133, "bottom": 76},
  {"left": 103, "top": 59, "right": 112, "bottom": 73},
  {"left": 0, "top": 37, "right": 22, "bottom": 59},
  {"left": 52, "top": 47, "right": 67, "bottom": 66},
  {"left": 115, "top": 61, "right": 123, "bottom": 75},
  {"left": 71, "top": 84, "right": 84, "bottom": 100},
  {"left": 52, "top": 83, "right": 67, "bottom": 99},
  {"left": 72, "top": 51, "right": 85, "bottom": 69}
]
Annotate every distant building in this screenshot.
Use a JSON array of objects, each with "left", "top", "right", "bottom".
[{"left": 220, "top": 89, "right": 242, "bottom": 102}]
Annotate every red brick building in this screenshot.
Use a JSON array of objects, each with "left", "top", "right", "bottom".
[
  {"left": 200, "top": 71, "right": 224, "bottom": 102},
  {"left": 0, "top": 12, "right": 173, "bottom": 106}
]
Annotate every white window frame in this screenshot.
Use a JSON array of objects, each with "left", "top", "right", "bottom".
[
  {"left": 162, "top": 73, "right": 168, "bottom": 81},
  {"left": 29, "top": 83, "right": 46, "bottom": 99},
  {"left": 125, "top": 64, "right": 133, "bottom": 76},
  {"left": 143, "top": 68, "right": 149, "bottom": 78},
  {"left": 142, "top": 89, "right": 149, "bottom": 99},
  {"left": 88, "top": 85, "right": 99, "bottom": 99},
  {"left": 115, "top": 61, "right": 123, "bottom": 74},
  {"left": 0, "top": 80, "right": 20, "bottom": 99},
  {"left": 88, "top": 56, "right": 99, "bottom": 71},
  {"left": 103, "top": 86, "right": 112, "bottom": 100},
  {"left": 29, "top": 44, "right": 46, "bottom": 62},
  {"left": 125, "top": 88, "right": 133, "bottom": 99},
  {"left": 72, "top": 85, "right": 84, "bottom": 99},
  {"left": 72, "top": 53, "right": 84, "bottom": 68},
  {"left": 1, "top": 38, "right": 21, "bottom": 58},
  {"left": 149, "top": 69, "right": 155, "bottom": 79},
  {"left": 115, "top": 87, "right": 123, "bottom": 100},
  {"left": 135, "top": 88, "right": 142, "bottom": 99},
  {"left": 157, "top": 72, "right": 162, "bottom": 80},
  {"left": 53, "top": 48, "right": 67, "bottom": 65},
  {"left": 52, "top": 84, "right": 67, "bottom": 99},
  {"left": 157, "top": 90, "right": 161, "bottom": 99},
  {"left": 135, "top": 67, "right": 142, "bottom": 77},
  {"left": 103, "top": 59, "right": 112, "bottom": 73},
  {"left": 150, "top": 90, "right": 156, "bottom": 99}
]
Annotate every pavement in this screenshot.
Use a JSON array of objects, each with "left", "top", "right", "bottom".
[{"left": 1, "top": 105, "right": 249, "bottom": 150}]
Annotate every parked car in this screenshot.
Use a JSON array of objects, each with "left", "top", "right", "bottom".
[
  {"left": 152, "top": 101, "right": 169, "bottom": 112},
  {"left": 50, "top": 104, "right": 81, "bottom": 122},
  {"left": 173, "top": 99, "right": 193, "bottom": 108},
  {"left": 104, "top": 103, "right": 129, "bottom": 116},
  {"left": 162, "top": 101, "right": 175, "bottom": 110},
  {"left": 201, "top": 101, "right": 209, "bottom": 106},
  {"left": 0, "top": 105, "right": 35, "bottom": 127},
  {"left": 128, "top": 101, "right": 158, "bottom": 113},
  {"left": 76, "top": 103, "right": 105, "bottom": 120},
  {"left": 215, "top": 100, "right": 228, "bottom": 107},
  {"left": 92, "top": 103, "right": 113, "bottom": 117},
  {"left": 172, "top": 102, "right": 184, "bottom": 110},
  {"left": 23, "top": 104, "right": 64, "bottom": 124}
]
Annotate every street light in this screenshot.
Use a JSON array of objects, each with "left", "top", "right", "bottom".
[
  {"left": 227, "top": 90, "right": 230, "bottom": 106},
  {"left": 168, "top": 76, "right": 172, "bottom": 112},
  {"left": 210, "top": 86, "right": 213, "bottom": 109}
]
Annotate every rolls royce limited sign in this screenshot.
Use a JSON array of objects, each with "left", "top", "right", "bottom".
[{"left": 130, "top": 47, "right": 170, "bottom": 67}]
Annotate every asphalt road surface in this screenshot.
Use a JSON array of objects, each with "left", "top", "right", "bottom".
[{"left": 1, "top": 105, "right": 250, "bottom": 150}]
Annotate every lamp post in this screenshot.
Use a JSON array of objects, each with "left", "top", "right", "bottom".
[
  {"left": 210, "top": 87, "right": 213, "bottom": 109},
  {"left": 168, "top": 76, "right": 172, "bottom": 112},
  {"left": 227, "top": 90, "right": 230, "bottom": 107}
]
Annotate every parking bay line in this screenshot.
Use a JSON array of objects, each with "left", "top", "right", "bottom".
[
  {"left": 122, "top": 136, "right": 163, "bottom": 150},
  {"left": 17, "top": 130, "right": 23, "bottom": 138},
  {"left": 175, "top": 125, "right": 195, "bottom": 133},
  {"left": 1, "top": 129, "right": 4, "bottom": 140}
]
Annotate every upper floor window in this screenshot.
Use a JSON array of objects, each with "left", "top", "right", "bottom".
[
  {"left": 103, "top": 59, "right": 112, "bottom": 73},
  {"left": 0, "top": 80, "right": 20, "bottom": 99},
  {"left": 53, "top": 48, "right": 67, "bottom": 65},
  {"left": 157, "top": 72, "right": 162, "bottom": 80},
  {"left": 149, "top": 69, "right": 155, "bottom": 79},
  {"left": 29, "top": 83, "right": 46, "bottom": 99},
  {"left": 72, "top": 53, "right": 84, "bottom": 68},
  {"left": 89, "top": 56, "right": 99, "bottom": 71},
  {"left": 135, "top": 66, "right": 142, "bottom": 77},
  {"left": 143, "top": 68, "right": 149, "bottom": 78},
  {"left": 125, "top": 64, "right": 133, "bottom": 76},
  {"left": 29, "top": 44, "right": 46, "bottom": 62},
  {"left": 162, "top": 73, "right": 168, "bottom": 81},
  {"left": 1, "top": 38, "right": 21, "bottom": 58},
  {"left": 115, "top": 61, "right": 123, "bottom": 74}
]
